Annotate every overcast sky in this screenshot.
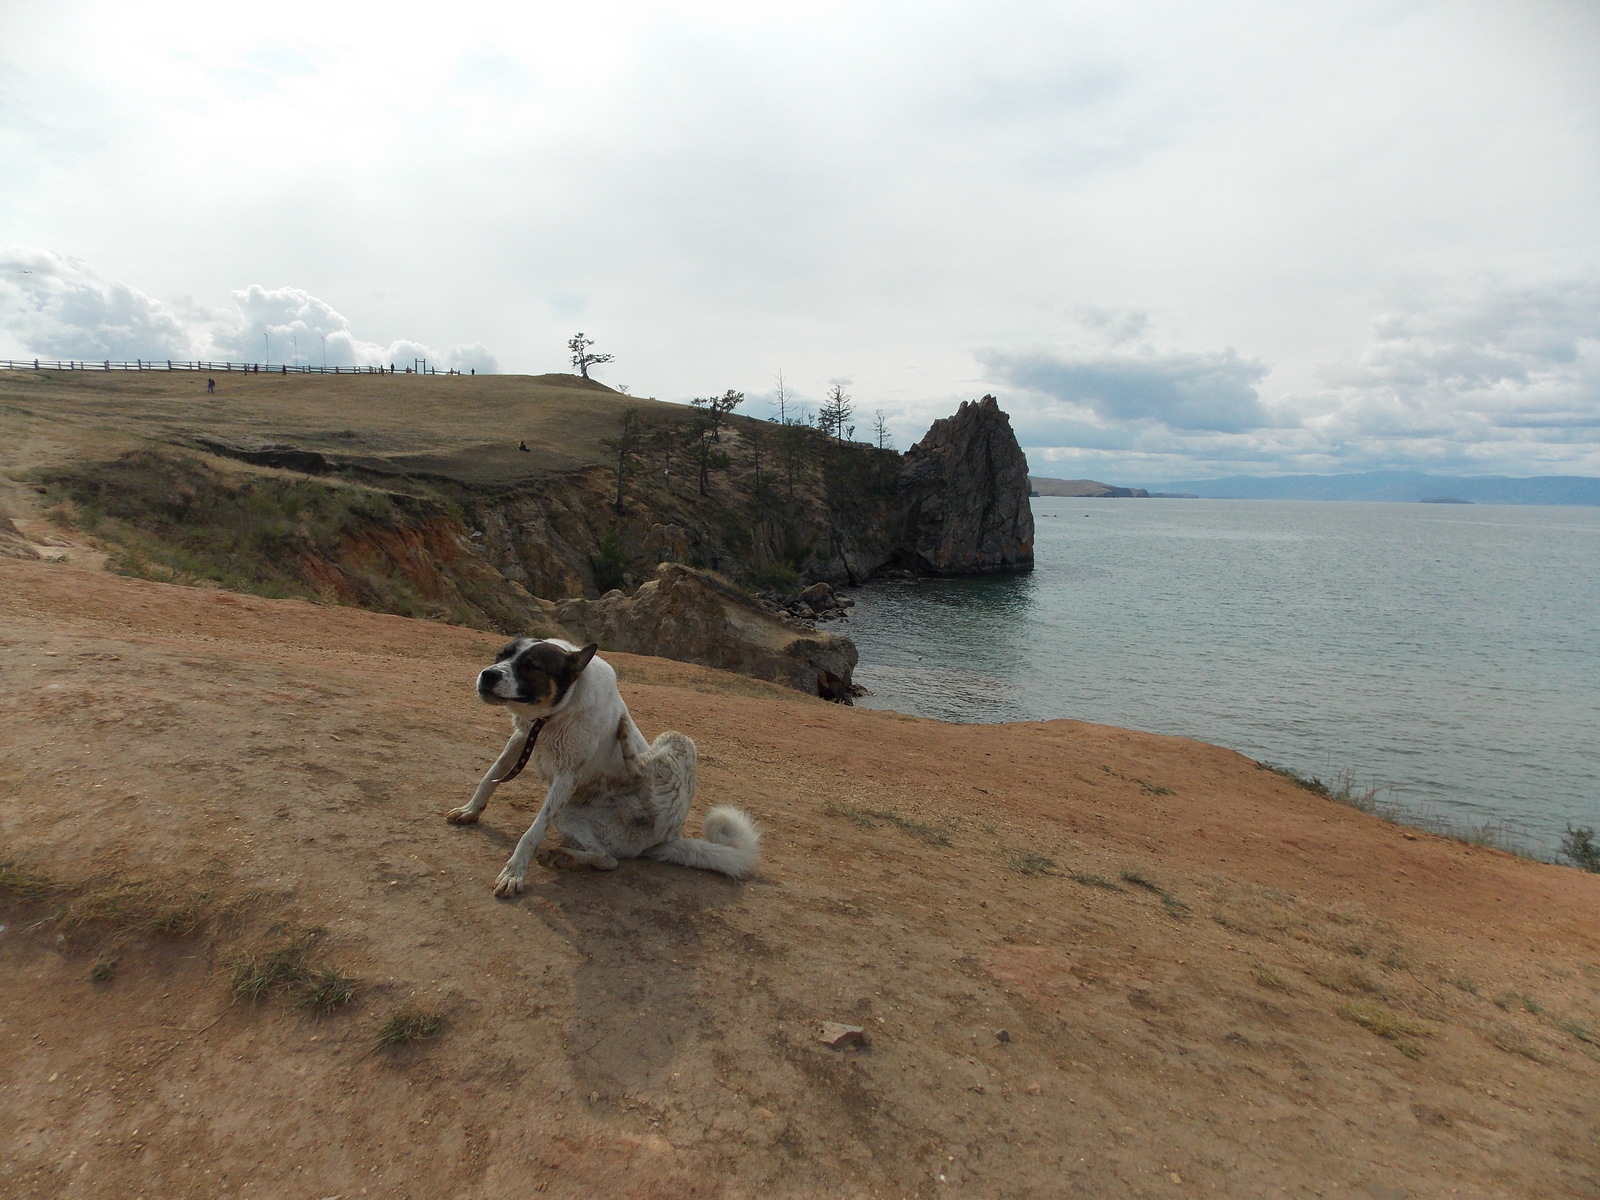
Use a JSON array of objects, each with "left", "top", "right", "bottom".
[{"left": 3, "top": 0, "right": 1597, "bottom": 482}]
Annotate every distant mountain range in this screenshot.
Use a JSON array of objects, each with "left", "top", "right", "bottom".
[{"left": 1134, "top": 471, "right": 1600, "bottom": 506}]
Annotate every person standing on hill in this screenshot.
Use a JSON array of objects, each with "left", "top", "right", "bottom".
[{"left": 207, "top": 378, "right": 215, "bottom": 394}]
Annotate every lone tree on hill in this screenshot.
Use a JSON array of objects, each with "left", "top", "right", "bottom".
[{"left": 568, "top": 333, "right": 613, "bottom": 379}]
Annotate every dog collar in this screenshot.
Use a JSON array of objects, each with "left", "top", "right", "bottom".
[{"left": 494, "top": 718, "right": 547, "bottom": 783}]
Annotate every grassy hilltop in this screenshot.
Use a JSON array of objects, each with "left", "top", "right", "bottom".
[{"left": 0, "top": 368, "right": 898, "bottom": 627}]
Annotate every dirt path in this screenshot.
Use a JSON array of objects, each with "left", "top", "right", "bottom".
[{"left": 2, "top": 559, "right": 1597, "bottom": 1199}]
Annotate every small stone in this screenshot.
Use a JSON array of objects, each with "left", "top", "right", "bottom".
[
  {"left": 1170, "top": 1172, "right": 1182, "bottom": 1183},
  {"left": 799, "top": 582, "right": 833, "bottom": 607},
  {"left": 817, "top": 1022, "right": 868, "bottom": 1049},
  {"left": 588, "top": 1091, "right": 599, "bottom": 1103},
  {"left": 995, "top": 1029, "right": 1012, "bottom": 1043},
  {"left": 1026, "top": 1082, "right": 1042, "bottom": 1095}
]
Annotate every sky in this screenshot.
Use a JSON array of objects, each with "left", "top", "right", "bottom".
[{"left": 2, "top": 0, "right": 1597, "bottom": 483}]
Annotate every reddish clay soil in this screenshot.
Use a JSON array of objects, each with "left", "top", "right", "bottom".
[{"left": 1, "top": 558, "right": 1597, "bottom": 1199}]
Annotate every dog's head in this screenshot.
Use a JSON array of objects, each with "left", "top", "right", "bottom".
[{"left": 476, "top": 638, "right": 600, "bottom": 713}]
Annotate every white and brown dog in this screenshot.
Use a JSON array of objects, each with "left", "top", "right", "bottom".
[{"left": 448, "top": 637, "right": 759, "bottom": 895}]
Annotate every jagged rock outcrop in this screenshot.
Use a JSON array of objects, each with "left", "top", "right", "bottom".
[
  {"left": 555, "top": 563, "right": 858, "bottom": 701},
  {"left": 892, "top": 395, "right": 1034, "bottom": 574}
]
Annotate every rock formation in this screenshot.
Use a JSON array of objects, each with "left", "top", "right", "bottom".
[
  {"left": 556, "top": 563, "right": 858, "bottom": 701},
  {"left": 892, "top": 395, "right": 1034, "bottom": 574}
]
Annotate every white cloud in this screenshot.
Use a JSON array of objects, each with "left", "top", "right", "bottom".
[
  {"left": 0, "top": 246, "right": 197, "bottom": 360},
  {"left": 0, "top": 248, "right": 496, "bottom": 372}
]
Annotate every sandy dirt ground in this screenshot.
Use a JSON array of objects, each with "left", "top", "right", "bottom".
[{"left": 2, "top": 557, "right": 1598, "bottom": 1200}]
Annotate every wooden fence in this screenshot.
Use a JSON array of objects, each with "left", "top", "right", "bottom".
[{"left": 0, "top": 358, "right": 469, "bottom": 375}]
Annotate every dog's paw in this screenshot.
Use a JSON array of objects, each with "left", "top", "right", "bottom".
[
  {"left": 492, "top": 866, "right": 526, "bottom": 897},
  {"left": 445, "top": 806, "right": 481, "bottom": 825}
]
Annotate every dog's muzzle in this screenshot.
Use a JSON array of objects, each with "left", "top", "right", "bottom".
[{"left": 477, "top": 667, "right": 507, "bottom": 701}]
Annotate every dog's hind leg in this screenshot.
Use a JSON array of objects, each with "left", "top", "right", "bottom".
[
  {"left": 448, "top": 719, "right": 534, "bottom": 826},
  {"left": 537, "top": 835, "right": 620, "bottom": 872}
]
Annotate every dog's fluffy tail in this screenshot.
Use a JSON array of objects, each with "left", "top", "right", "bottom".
[{"left": 645, "top": 805, "right": 760, "bottom": 879}]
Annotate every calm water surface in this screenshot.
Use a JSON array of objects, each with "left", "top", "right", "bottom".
[{"left": 846, "top": 499, "right": 1600, "bottom": 856}]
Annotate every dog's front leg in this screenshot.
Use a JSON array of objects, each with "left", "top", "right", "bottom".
[
  {"left": 494, "top": 772, "right": 575, "bottom": 897},
  {"left": 447, "top": 721, "right": 532, "bottom": 826}
]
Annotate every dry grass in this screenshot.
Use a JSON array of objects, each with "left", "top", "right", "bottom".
[
  {"left": 1479, "top": 1020, "right": 1546, "bottom": 1062},
  {"left": 1007, "top": 850, "right": 1061, "bottom": 876},
  {"left": 824, "top": 802, "right": 954, "bottom": 847},
  {"left": 1337, "top": 1000, "right": 1435, "bottom": 1058},
  {"left": 1309, "top": 961, "right": 1383, "bottom": 996},
  {"left": 229, "top": 928, "right": 358, "bottom": 1016},
  {"left": 377, "top": 1006, "right": 445, "bottom": 1049},
  {"left": 1252, "top": 965, "right": 1291, "bottom": 992},
  {"left": 1, "top": 859, "right": 222, "bottom": 938}
]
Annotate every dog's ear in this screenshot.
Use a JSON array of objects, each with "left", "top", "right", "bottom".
[{"left": 570, "top": 643, "right": 599, "bottom": 674}]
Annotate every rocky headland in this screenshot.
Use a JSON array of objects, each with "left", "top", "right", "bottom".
[{"left": 0, "top": 369, "right": 1034, "bottom": 700}]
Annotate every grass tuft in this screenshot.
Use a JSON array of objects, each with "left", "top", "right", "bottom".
[
  {"left": 0, "top": 860, "right": 61, "bottom": 902},
  {"left": 89, "top": 958, "right": 117, "bottom": 983},
  {"left": 823, "top": 802, "right": 953, "bottom": 847},
  {"left": 1309, "top": 961, "right": 1382, "bottom": 995},
  {"left": 1480, "top": 1021, "right": 1546, "bottom": 1062},
  {"left": 1337, "top": 1000, "right": 1434, "bottom": 1058},
  {"left": 1119, "top": 870, "right": 1191, "bottom": 916},
  {"left": 1493, "top": 991, "right": 1544, "bottom": 1016},
  {"left": 377, "top": 1005, "right": 444, "bottom": 1048},
  {"left": 1251, "top": 965, "right": 1290, "bottom": 992},
  {"left": 1068, "top": 870, "right": 1122, "bottom": 891},
  {"left": 228, "top": 929, "right": 354, "bottom": 1016},
  {"left": 297, "top": 966, "right": 359, "bottom": 1017},
  {"left": 1008, "top": 850, "right": 1060, "bottom": 876}
]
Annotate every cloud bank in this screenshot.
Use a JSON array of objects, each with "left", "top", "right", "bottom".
[
  {"left": 0, "top": 247, "right": 496, "bottom": 372},
  {"left": 990, "top": 280, "right": 1600, "bottom": 482}
]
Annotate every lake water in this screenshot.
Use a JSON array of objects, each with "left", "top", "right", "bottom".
[{"left": 845, "top": 498, "right": 1600, "bottom": 858}]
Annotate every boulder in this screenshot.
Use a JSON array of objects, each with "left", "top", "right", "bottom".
[
  {"left": 556, "top": 563, "right": 858, "bottom": 702},
  {"left": 893, "top": 395, "right": 1034, "bottom": 574}
]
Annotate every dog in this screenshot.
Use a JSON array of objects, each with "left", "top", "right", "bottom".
[{"left": 447, "top": 637, "right": 760, "bottom": 895}]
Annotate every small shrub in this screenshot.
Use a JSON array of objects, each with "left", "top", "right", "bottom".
[
  {"left": 90, "top": 959, "right": 117, "bottom": 983},
  {"left": 750, "top": 562, "right": 800, "bottom": 593},
  {"left": 592, "top": 528, "right": 627, "bottom": 594},
  {"left": 1561, "top": 825, "right": 1600, "bottom": 873},
  {"left": 378, "top": 1005, "right": 444, "bottom": 1048}
]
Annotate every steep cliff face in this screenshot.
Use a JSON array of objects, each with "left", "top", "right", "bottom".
[{"left": 892, "top": 395, "right": 1034, "bottom": 574}]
